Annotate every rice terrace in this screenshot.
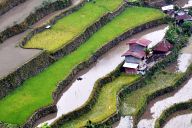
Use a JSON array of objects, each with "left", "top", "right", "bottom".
[{"left": 0, "top": 0, "right": 192, "bottom": 128}]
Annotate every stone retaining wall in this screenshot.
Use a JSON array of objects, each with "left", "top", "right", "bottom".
[
  {"left": 19, "top": 0, "right": 86, "bottom": 48},
  {"left": 23, "top": 105, "right": 57, "bottom": 128},
  {"left": 0, "top": 0, "right": 85, "bottom": 99},
  {"left": 48, "top": 19, "right": 165, "bottom": 127},
  {"left": 0, "top": 5, "right": 164, "bottom": 128},
  {"left": 0, "top": 51, "right": 54, "bottom": 99},
  {"left": 0, "top": 0, "right": 72, "bottom": 44},
  {"left": 0, "top": 0, "right": 27, "bottom": 16},
  {"left": 96, "top": 26, "right": 191, "bottom": 127},
  {"left": 51, "top": 2, "right": 128, "bottom": 59}
]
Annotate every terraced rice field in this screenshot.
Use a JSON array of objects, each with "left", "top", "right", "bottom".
[
  {"left": 61, "top": 74, "right": 139, "bottom": 128},
  {"left": 24, "top": 0, "right": 123, "bottom": 53},
  {"left": 0, "top": 7, "right": 164, "bottom": 125},
  {"left": 119, "top": 71, "right": 182, "bottom": 116}
]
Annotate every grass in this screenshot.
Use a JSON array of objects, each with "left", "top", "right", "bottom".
[
  {"left": 24, "top": 0, "right": 124, "bottom": 53},
  {"left": 119, "top": 71, "right": 182, "bottom": 116},
  {"left": 61, "top": 74, "right": 139, "bottom": 128},
  {"left": 0, "top": 7, "right": 164, "bottom": 125}
]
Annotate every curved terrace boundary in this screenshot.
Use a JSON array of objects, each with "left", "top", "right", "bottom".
[
  {"left": 0, "top": 7, "right": 165, "bottom": 128},
  {"left": 0, "top": 0, "right": 125, "bottom": 99},
  {"left": 51, "top": 38, "right": 192, "bottom": 128},
  {"left": 155, "top": 100, "right": 192, "bottom": 128},
  {"left": 0, "top": 0, "right": 83, "bottom": 99}
]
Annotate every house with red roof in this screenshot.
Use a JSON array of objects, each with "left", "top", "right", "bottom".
[
  {"left": 122, "top": 38, "right": 151, "bottom": 74},
  {"left": 153, "top": 40, "right": 173, "bottom": 55},
  {"left": 127, "top": 38, "right": 151, "bottom": 52}
]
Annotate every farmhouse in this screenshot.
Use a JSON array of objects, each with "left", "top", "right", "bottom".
[
  {"left": 153, "top": 40, "right": 173, "bottom": 55},
  {"left": 122, "top": 38, "right": 151, "bottom": 74},
  {"left": 127, "top": 38, "right": 151, "bottom": 51}
]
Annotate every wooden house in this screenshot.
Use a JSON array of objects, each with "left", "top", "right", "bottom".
[
  {"left": 153, "top": 40, "right": 173, "bottom": 55},
  {"left": 126, "top": 38, "right": 151, "bottom": 52}
]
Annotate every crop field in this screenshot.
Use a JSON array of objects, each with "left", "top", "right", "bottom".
[
  {"left": 119, "top": 71, "right": 182, "bottom": 116},
  {"left": 61, "top": 74, "right": 139, "bottom": 128},
  {"left": 24, "top": 0, "right": 124, "bottom": 53},
  {"left": 0, "top": 7, "right": 164, "bottom": 125}
]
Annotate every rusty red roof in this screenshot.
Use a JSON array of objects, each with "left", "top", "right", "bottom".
[
  {"left": 122, "top": 50, "right": 146, "bottom": 59},
  {"left": 153, "top": 40, "right": 173, "bottom": 52},
  {"left": 127, "top": 38, "right": 151, "bottom": 47}
]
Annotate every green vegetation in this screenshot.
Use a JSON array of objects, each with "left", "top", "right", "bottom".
[
  {"left": 0, "top": 7, "right": 164, "bottom": 125},
  {"left": 119, "top": 71, "right": 182, "bottom": 116},
  {"left": 61, "top": 74, "right": 139, "bottom": 128},
  {"left": 24, "top": 0, "right": 123, "bottom": 53}
]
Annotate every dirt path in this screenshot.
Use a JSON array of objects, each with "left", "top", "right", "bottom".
[{"left": 0, "top": 0, "right": 81, "bottom": 78}]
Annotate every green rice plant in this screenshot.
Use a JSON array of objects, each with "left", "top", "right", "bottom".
[
  {"left": 119, "top": 71, "right": 182, "bottom": 116},
  {"left": 24, "top": 0, "right": 124, "bottom": 53},
  {"left": 61, "top": 74, "right": 139, "bottom": 128},
  {"left": 0, "top": 7, "right": 164, "bottom": 125}
]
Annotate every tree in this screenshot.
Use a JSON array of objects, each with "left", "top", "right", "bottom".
[{"left": 182, "top": 21, "right": 192, "bottom": 35}]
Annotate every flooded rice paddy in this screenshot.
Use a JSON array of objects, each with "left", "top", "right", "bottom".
[
  {"left": 37, "top": 25, "right": 168, "bottom": 127},
  {"left": 164, "top": 112, "right": 192, "bottom": 128},
  {"left": 137, "top": 38, "right": 192, "bottom": 128}
]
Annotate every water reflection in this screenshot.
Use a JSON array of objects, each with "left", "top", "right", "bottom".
[
  {"left": 164, "top": 113, "right": 192, "bottom": 128},
  {"left": 137, "top": 78, "right": 192, "bottom": 128},
  {"left": 113, "top": 116, "right": 133, "bottom": 128}
]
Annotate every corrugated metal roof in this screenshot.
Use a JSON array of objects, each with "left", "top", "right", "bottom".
[
  {"left": 123, "top": 62, "right": 139, "bottom": 69},
  {"left": 127, "top": 38, "right": 151, "bottom": 47},
  {"left": 153, "top": 40, "right": 173, "bottom": 52},
  {"left": 122, "top": 50, "right": 146, "bottom": 59}
]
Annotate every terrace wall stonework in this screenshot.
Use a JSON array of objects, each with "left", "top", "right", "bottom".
[
  {"left": 51, "top": 2, "right": 128, "bottom": 59},
  {"left": 0, "top": 0, "right": 27, "bottom": 16},
  {"left": 50, "top": 19, "right": 165, "bottom": 127},
  {"left": 0, "top": 0, "right": 72, "bottom": 44},
  {"left": 0, "top": 2, "right": 164, "bottom": 128},
  {"left": 0, "top": 51, "right": 54, "bottom": 99},
  {"left": 21, "top": 18, "right": 165, "bottom": 128},
  {"left": 0, "top": 0, "right": 85, "bottom": 99}
]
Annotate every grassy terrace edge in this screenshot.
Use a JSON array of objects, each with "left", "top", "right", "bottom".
[
  {"left": 0, "top": 0, "right": 72, "bottom": 44},
  {"left": 55, "top": 36, "right": 192, "bottom": 128},
  {"left": 22, "top": 0, "right": 124, "bottom": 53},
  {"left": 118, "top": 29, "right": 192, "bottom": 128},
  {"left": 155, "top": 100, "right": 192, "bottom": 128},
  {"left": 0, "top": 7, "right": 165, "bottom": 126},
  {"left": 52, "top": 64, "right": 140, "bottom": 128}
]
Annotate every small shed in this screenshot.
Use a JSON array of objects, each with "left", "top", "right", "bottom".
[
  {"left": 123, "top": 62, "right": 139, "bottom": 74},
  {"left": 153, "top": 40, "right": 173, "bottom": 55}
]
